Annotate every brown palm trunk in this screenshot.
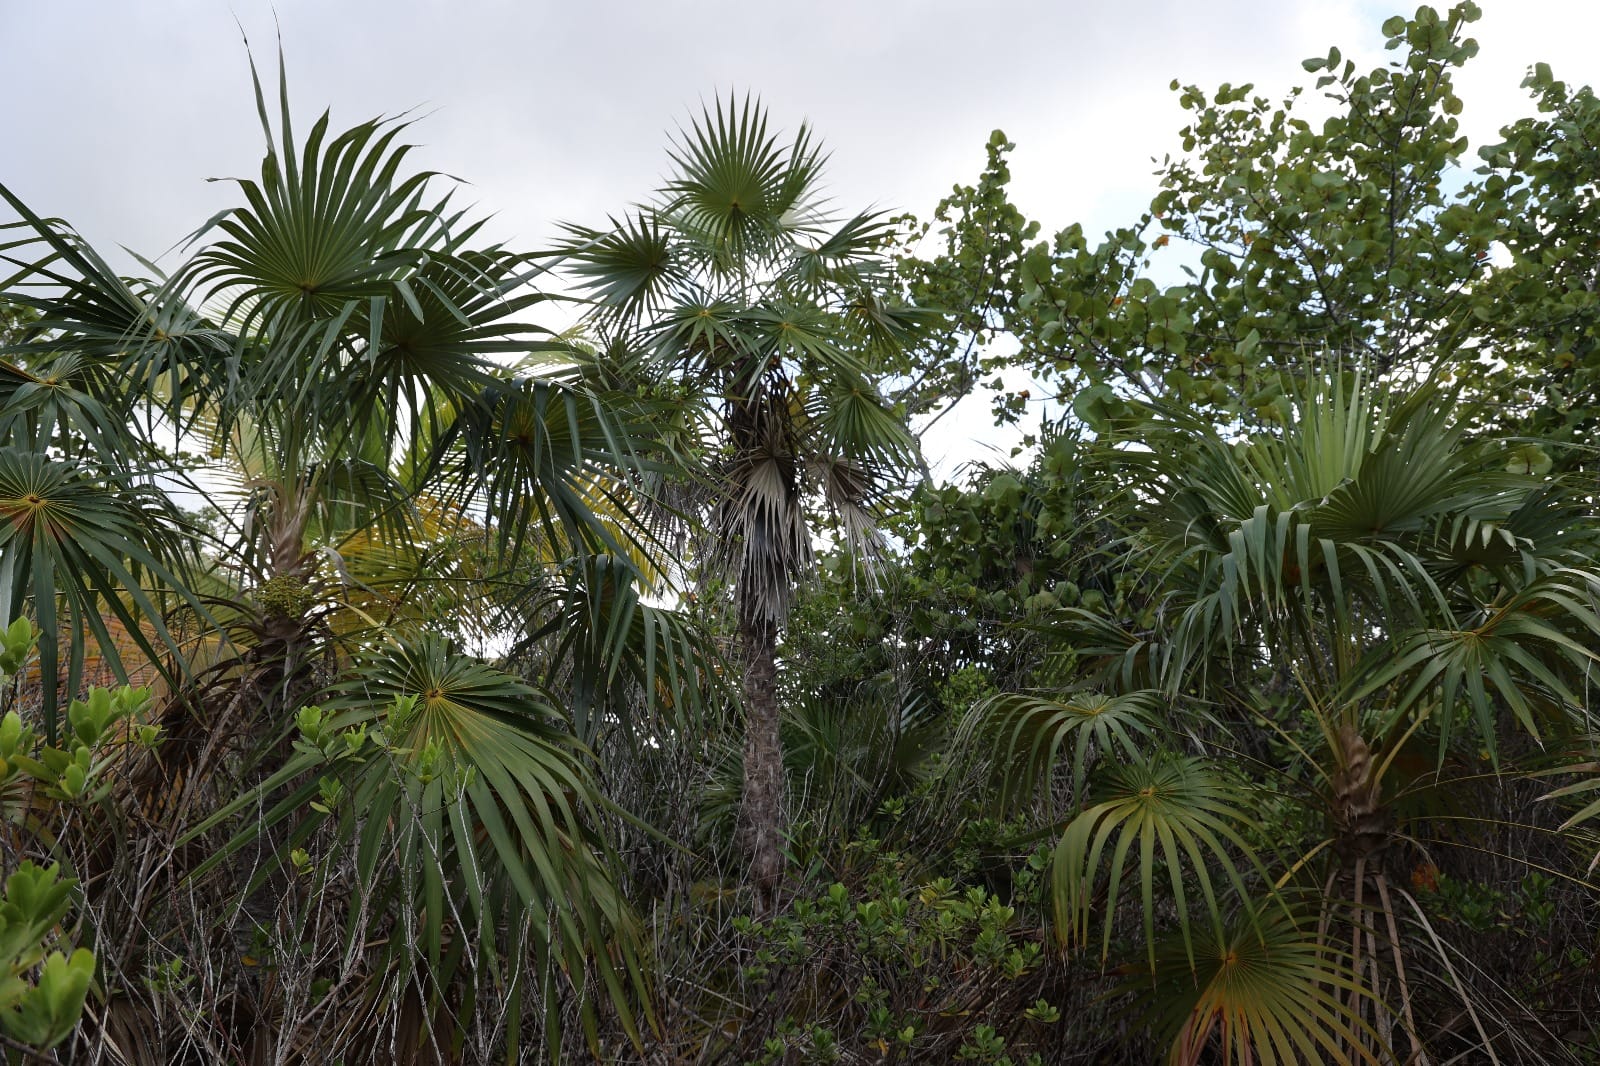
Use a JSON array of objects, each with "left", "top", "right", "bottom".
[{"left": 738, "top": 597, "right": 785, "bottom": 910}]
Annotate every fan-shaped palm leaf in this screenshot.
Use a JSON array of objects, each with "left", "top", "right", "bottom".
[
  {"left": 518, "top": 552, "right": 724, "bottom": 748},
  {"left": 1128, "top": 902, "right": 1384, "bottom": 1066},
  {"left": 340, "top": 249, "right": 563, "bottom": 454},
  {"left": 428, "top": 376, "right": 660, "bottom": 567},
  {"left": 0, "top": 191, "right": 230, "bottom": 438},
  {"left": 0, "top": 449, "right": 196, "bottom": 738},
  {"left": 957, "top": 689, "right": 1162, "bottom": 810},
  {"left": 1054, "top": 754, "right": 1263, "bottom": 971},
  {"left": 662, "top": 94, "right": 825, "bottom": 267},
  {"left": 561, "top": 213, "right": 679, "bottom": 325},
  {"left": 191, "top": 633, "right": 645, "bottom": 1058},
  {"left": 176, "top": 65, "right": 469, "bottom": 381},
  {"left": 1348, "top": 566, "right": 1600, "bottom": 761},
  {"left": 0, "top": 354, "right": 147, "bottom": 474}
]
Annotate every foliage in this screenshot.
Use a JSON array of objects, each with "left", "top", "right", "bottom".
[
  {"left": 905, "top": 430, "right": 1133, "bottom": 687},
  {"left": 196, "top": 633, "right": 645, "bottom": 1058},
  {"left": 933, "top": 370, "right": 1600, "bottom": 1061},
  {"left": 561, "top": 94, "right": 927, "bottom": 900},
  {"left": 878, "top": 4, "right": 1600, "bottom": 1060},
  {"left": 1473, "top": 62, "right": 1600, "bottom": 465},
  {"left": 646, "top": 841, "right": 1089, "bottom": 1066},
  {"left": 4, "top": 3, "right": 1600, "bottom": 1063},
  {"left": 0, "top": 52, "right": 688, "bottom": 1064},
  {"left": 0, "top": 621, "right": 159, "bottom": 1056},
  {"left": 0, "top": 863, "right": 94, "bottom": 1052},
  {"left": 889, "top": 130, "right": 1042, "bottom": 432}
]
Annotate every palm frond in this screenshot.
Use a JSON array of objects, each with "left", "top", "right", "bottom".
[
  {"left": 956, "top": 689, "right": 1163, "bottom": 810},
  {"left": 169, "top": 56, "right": 492, "bottom": 445},
  {"left": 0, "top": 448, "right": 198, "bottom": 738},
  {"left": 518, "top": 553, "right": 725, "bottom": 748},
  {"left": 1349, "top": 566, "right": 1600, "bottom": 762},
  {"left": 562, "top": 213, "right": 680, "bottom": 324},
  {"left": 189, "top": 633, "right": 646, "bottom": 1058},
  {"left": 0, "top": 188, "right": 230, "bottom": 441},
  {"left": 1054, "top": 754, "right": 1263, "bottom": 972},
  {"left": 1128, "top": 901, "right": 1385, "bottom": 1066},
  {"left": 428, "top": 376, "right": 659, "bottom": 569},
  {"left": 663, "top": 94, "right": 826, "bottom": 269},
  {"left": 341, "top": 248, "right": 561, "bottom": 460}
]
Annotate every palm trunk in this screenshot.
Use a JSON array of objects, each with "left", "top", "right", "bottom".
[
  {"left": 252, "top": 483, "right": 320, "bottom": 722},
  {"left": 738, "top": 596, "right": 785, "bottom": 909}
]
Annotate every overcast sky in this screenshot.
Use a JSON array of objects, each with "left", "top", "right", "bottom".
[{"left": 4, "top": 0, "right": 1598, "bottom": 471}]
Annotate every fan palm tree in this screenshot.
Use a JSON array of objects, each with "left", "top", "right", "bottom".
[
  {"left": 0, "top": 55, "right": 695, "bottom": 1060},
  {"left": 963, "top": 371, "right": 1600, "bottom": 1062},
  {"left": 561, "top": 97, "right": 928, "bottom": 902}
]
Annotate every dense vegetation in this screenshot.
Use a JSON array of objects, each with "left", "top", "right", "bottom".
[{"left": 1, "top": 4, "right": 1598, "bottom": 1062}]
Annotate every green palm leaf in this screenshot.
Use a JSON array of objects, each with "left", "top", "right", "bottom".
[
  {"left": 0, "top": 191, "right": 230, "bottom": 442},
  {"left": 1128, "top": 901, "right": 1384, "bottom": 1066},
  {"left": 340, "top": 249, "right": 564, "bottom": 458},
  {"left": 0, "top": 354, "right": 145, "bottom": 473},
  {"left": 166, "top": 53, "right": 507, "bottom": 459},
  {"left": 662, "top": 94, "right": 825, "bottom": 267},
  {"left": 561, "top": 213, "right": 679, "bottom": 324},
  {"left": 1054, "top": 754, "right": 1263, "bottom": 972},
  {"left": 957, "top": 689, "right": 1162, "bottom": 808},
  {"left": 0, "top": 448, "right": 196, "bottom": 738},
  {"left": 429, "top": 376, "right": 658, "bottom": 567},
  {"left": 1349, "top": 566, "right": 1600, "bottom": 762},
  {"left": 518, "top": 552, "right": 724, "bottom": 748},
  {"left": 191, "top": 633, "right": 646, "bottom": 1058}
]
